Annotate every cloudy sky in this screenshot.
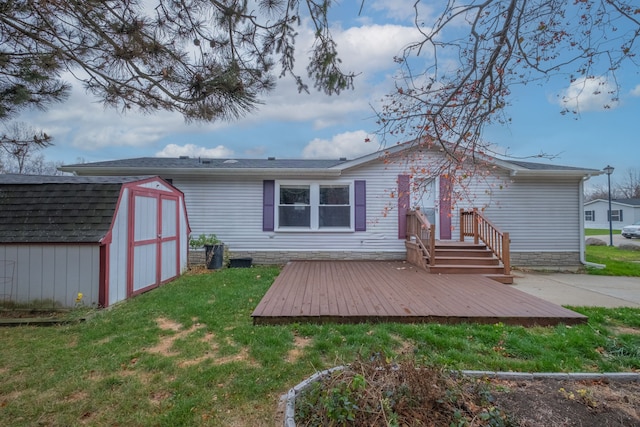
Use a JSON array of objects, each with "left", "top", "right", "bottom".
[{"left": 12, "top": 0, "right": 639, "bottom": 190}]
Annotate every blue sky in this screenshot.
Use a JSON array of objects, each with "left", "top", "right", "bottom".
[{"left": 13, "top": 0, "right": 638, "bottom": 191}]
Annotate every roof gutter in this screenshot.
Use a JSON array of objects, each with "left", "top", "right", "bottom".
[{"left": 579, "top": 176, "right": 606, "bottom": 269}]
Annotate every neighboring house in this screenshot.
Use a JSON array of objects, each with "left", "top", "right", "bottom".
[
  {"left": 0, "top": 175, "right": 190, "bottom": 308},
  {"left": 59, "top": 145, "right": 601, "bottom": 268},
  {"left": 583, "top": 198, "right": 640, "bottom": 230}
]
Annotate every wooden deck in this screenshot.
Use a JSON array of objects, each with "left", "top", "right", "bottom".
[{"left": 251, "top": 261, "right": 587, "bottom": 326}]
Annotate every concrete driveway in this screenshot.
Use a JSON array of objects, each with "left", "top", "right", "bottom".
[
  {"left": 588, "top": 234, "right": 640, "bottom": 248},
  {"left": 513, "top": 273, "right": 640, "bottom": 308},
  {"left": 511, "top": 234, "right": 640, "bottom": 308}
]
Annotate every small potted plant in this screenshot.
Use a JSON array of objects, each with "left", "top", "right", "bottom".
[{"left": 189, "top": 233, "right": 224, "bottom": 269}]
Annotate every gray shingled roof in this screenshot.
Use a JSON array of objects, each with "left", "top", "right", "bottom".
[
  {"left": 505, "top": 160, "right": 596, "bottom": 171},
  {"left": 62, "top": 157, "right": 347, "bottom": 170},
  {"left": 0, "top": 174, "right": 143, "bottom": 243},
  {"left": 61, "top": 154, "right": 599, "bottom": 176},
  {"left": 0, "top": 174, "right": 149, "bottom": 184},
  {"left": 613, "top": 198, "right": 640, "bottom": 206}
]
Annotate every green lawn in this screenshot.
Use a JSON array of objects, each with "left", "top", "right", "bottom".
[
  {"left": 585, "top": 245, "right": 640, "bottom": 276},
  {"left": 1, "top": 267, "right": 639, "bottom": 426},
  {"left": 585, "top": 228, "right": 621, "bottom": 236},
  {"left": 584, "top": 228, "right": 640, "bottom": 277}
]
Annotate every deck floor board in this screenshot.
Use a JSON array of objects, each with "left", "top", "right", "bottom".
[{"left": 252, "top": 261, "right": 587, "bottom": 326}]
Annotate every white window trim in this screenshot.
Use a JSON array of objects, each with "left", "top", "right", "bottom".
[{"left": 275, "top": 180, "right": 354, "bottom": 232}]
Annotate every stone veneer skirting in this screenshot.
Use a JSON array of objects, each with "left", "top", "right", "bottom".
[
  {"left": 188, "top": 250, "right": 581, "bottom": 268},
  {"left": 510, "top": 251, "right": 580, "bottom": 267}
]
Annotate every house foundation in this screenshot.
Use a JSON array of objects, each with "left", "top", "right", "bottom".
[{"left": 510, "top": 251, "right": 581, "bottom": 267}]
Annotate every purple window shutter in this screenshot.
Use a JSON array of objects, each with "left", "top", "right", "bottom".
[
  {"left": 397, "top": 175, "right": 410, "bottom": 239},
  {"left": 263, "top": 180, "right": 275, "bottom": 231},
  {"left": 354, "top": 180, "right": 366, "bottom": 231}
]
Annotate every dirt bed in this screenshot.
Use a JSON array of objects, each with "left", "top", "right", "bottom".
[{"left": 490, "top": 377, "right": 640, "bottom": 426}]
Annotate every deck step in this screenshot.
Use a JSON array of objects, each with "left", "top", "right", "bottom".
[
  {"left": 434, "top": 249, "right": 495, "bottom": 258},
  {"left": 484, "top": 274, "right": 514, "bottom": 285},
  {"left": 433, "top": 256, "right": 500, "bottom": 266},
  {"left": 428, "top": 264, "right": 506, "bottom": 275},
  {"left": 435, "top": 242, "right": 487, "bottom": 250}
]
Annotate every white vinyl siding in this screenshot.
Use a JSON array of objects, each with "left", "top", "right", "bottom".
[
  {"left": 171, "top": 153, "right": 585, "bottom": 260},
  {"left": 583, "top": 200, "right": 640, "bottom": 230},
  {"left": 174, "top": 161, "right": 408, "bottom": 254},
  {"left": 453, "top": 172, "right": 583, "bottom": 252}
]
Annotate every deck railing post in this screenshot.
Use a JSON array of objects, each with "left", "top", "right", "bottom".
[
  {"left": 429, "top": 223, "right": 436, "bottom": 266},
  {"left": 472, "top": 208, "right": 479, "bottom": 245},
  {"left": 502, "top": 232, "right": 511, "bottom": 275}
]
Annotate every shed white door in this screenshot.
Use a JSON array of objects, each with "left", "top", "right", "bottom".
[{"left": 129, "top": 191, "right": 180, "bottom": 295}]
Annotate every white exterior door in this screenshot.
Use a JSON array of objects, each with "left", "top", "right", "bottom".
[{"left": 416, "top": 178, "right": 438, "bottom": 237}]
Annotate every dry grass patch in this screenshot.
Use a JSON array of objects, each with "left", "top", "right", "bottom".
[
  {"left": 149, "top": 317, "right": 258, "bottom": 367},
  {"left": 613, "top": 326, "right": 640, "bottom": 335},
  {"left": 286, "top": 334, "right": 312, "bottom": 363},
  {"left": 146, "top": 317, "right": 204, "bottom": 356}
]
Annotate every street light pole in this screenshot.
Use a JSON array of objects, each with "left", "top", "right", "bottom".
[{"left": 604, "top": 165, "right": 615, "bottom": 247}]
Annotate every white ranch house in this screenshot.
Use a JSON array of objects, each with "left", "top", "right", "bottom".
[
  {"left": 583, "top": 198, "right": 640, "bottom": 230},
  {"left": 60, "top": 145, "right": 601, "bottom": 269}
]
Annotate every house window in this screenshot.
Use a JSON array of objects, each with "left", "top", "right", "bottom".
[
  {"left": 276, "top": 182, "right": 352, "bottom": 230},
  {"left": 584, "top": 210, "right": 595, "bottom": 221},
  {"left": 279, "top": 185, "right": 311, "bottom": 227},
  {"left": 608, "top": 209, "right": 623, "bottom": 222},
  {"left": 319, "top": 185, "right": 350, "bottom": 227}
]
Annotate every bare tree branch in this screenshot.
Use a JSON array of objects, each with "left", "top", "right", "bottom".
[{"left": 377, "top": 0, "right": 639, "bottom": 166}]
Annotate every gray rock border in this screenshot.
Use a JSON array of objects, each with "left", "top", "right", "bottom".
[{"left": 281, "top": 367, "right": 640, "bottom": 427}]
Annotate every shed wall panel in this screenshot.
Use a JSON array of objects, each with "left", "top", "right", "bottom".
[
  {"left": 133, "top": 245, "right": 156, "bottom": 291},
  {"left": 162, "top": 199, "right": 177, "bottom": 237},
  {"left": 134, "top": 195, "right": 158, "bottom": 241},
  {"left": 0, "top": 244, "right": 99, "bottom": 307},
  {"left": 161, "top": 240, "right": 177, "bottom": 281},
  {"left": 179, "top": 197, "right": 189, "bottom": 272},
  {"left": 108, "top": 188, "right": 129, "bottom": 306}
]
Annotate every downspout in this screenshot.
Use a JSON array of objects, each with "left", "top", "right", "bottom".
[{"left": 580, "top": 177, "right": 605, "bottom": 269}]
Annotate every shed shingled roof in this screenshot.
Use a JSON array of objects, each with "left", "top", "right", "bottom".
[{"left": 0, "top": 174, "right": 147, "bottom": 243}]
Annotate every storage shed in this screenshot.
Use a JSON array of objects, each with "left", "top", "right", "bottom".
[{"left": 0, "top": 174, "right": 190, "bottom": 308}]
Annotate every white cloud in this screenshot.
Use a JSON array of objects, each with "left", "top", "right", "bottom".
[
  {"left": 20, "top": 76, "right": 206, "bottom": 152},
  {"left": 302, "top": 130, "right": 380, "bottom": 159},
  {"left": 231, "top": 23, "right": 418, "bottom": 130},
  {"left": 335, "top": 24, "right": 422, "bottom": 73},
  {"left": 558, "top": 76, "right": 619, "bottom": 112},
  {"left": 630, "top": 84, "right": 640, "bottom": 97},
  {"left": 155, "top": 143, "right": 234, "bottom": 158}
]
